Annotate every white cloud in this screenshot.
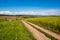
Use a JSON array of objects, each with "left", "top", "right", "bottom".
[
  {"left": 0, "top": 9, "right": 60, "bottom": 15},
  {"left": 0, "top": 11, "right": 12, "bottom": 15}
]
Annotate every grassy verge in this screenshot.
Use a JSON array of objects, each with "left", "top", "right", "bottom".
[{"left": 0, "top": 20, "right": 36, "bottom": 40}]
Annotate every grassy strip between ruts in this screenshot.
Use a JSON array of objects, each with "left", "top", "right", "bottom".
[
  {"left": 26, "top": 21, "right": 57, "bottom": 40},
  {"left": 0, "top": 20, "right": 36, "bottom": 40}
]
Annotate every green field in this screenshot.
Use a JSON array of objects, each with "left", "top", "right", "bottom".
[
  {"left": 0, "top": 19, "right": 35, "bottom": 40},
  {"left": 26, "top": 16, "right": 60, "bottom": 34}
]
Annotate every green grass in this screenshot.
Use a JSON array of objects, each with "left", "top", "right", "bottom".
[
  {"left": 0, "top": 20, "right": 36, "bottom": 40},
  {"left": 26, "top": 16, "right": 60, "bottom": 34}
]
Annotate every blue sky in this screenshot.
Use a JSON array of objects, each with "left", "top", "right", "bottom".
[{"left": 0, "top": 0, "right": 60, "bottom": 15}]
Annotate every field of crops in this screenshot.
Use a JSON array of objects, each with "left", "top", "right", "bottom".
[
  {"left": 0, "top": 19, "right": 35, "bottom": 40},
  {"left": 26, "top": 16, "right": 60, "bottom": 34}
]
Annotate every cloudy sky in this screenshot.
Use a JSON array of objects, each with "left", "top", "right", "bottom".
[{"left": 0, "top": 0, "right": 60, "bottom": 15}]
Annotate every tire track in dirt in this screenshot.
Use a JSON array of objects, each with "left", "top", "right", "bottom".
[{"left": 21, "top": 20, "right": 50, "bottom": 40}]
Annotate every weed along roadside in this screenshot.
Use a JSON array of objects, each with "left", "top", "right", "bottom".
[{"left": 0, "top": 19, "right": 36, "bottom": 40}]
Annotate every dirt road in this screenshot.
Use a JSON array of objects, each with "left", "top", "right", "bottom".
[
  {"left": 21, "top": 20, "right": 50, "bottom": 40},
  {"left": 26, "top": 21, "right": 60, "bottom": 40}
]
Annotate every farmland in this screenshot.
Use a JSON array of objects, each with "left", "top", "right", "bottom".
[
  {"left": 0, "top": 19, "right": 35, "bottom": 40},
  {"left": 0, "top": 16, "right": 60, "bottom": 40},
  {"left": 26, "top": 16, "right": 60, "bottom": 34}
]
